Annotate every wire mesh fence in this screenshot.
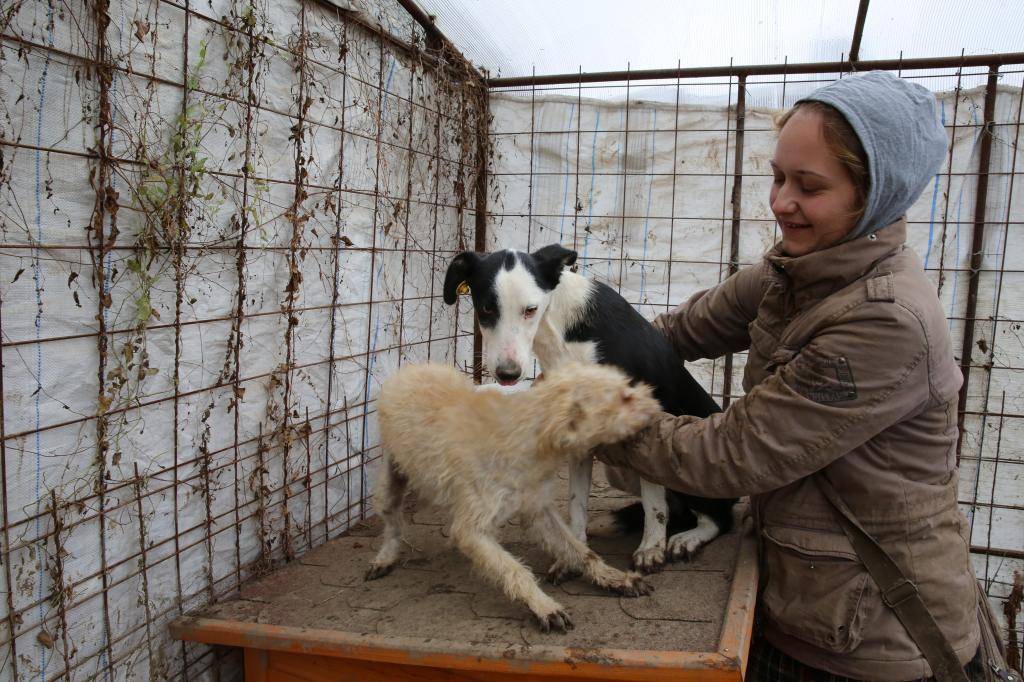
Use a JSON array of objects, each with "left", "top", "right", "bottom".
[
  {"left": 2, "top": 0, "right": 1023, "bottom": 677},
  {"left": 486, "top": 62, "right": 1024, "bottom": 659},
  {"left": 1, "top": 0, "right": 485, "bottom": 678}
]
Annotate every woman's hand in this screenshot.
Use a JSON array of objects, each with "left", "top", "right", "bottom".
[
  {"left": 592, "top": 430, "right": 649, "bottom": 469},
  {"left": 592, "top": 413, "right": 698, "bottom": 470}
]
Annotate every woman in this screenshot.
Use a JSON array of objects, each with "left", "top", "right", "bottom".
[{"left": 596, "top": 71, "right": 983, "bottom": 680}]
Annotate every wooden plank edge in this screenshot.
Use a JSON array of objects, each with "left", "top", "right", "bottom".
[
  {"left": 171, "top": 617, "right": 740, "bottom": 680},
  {"left": 716, "top": 515, "right": 759, "bottom": 676}
]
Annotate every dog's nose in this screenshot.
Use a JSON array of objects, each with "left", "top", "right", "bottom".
[{"left": 495, "top": 363, "right": 522, "bottom": 384}]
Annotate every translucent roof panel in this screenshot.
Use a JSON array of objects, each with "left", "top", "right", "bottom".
[
  {"left": 858, "top": 0, "right": 1024, "bottom": 62},
  {"left": 416, "top": 0, "right": 1022, "bottom": 80}
]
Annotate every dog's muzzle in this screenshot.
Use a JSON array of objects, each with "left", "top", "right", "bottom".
[{"left": 494, "top": 361, "right": 522, "bottom": 385}]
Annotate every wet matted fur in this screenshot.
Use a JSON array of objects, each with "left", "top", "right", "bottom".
[{"left": 366, "top": 362, "right": 660, "bottom": 632}]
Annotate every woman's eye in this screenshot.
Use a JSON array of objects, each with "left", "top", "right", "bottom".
[{"left": 524, "top": 306, "right": 538, "bottom": 318}]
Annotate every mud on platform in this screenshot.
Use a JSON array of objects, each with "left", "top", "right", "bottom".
[{"left": 190, "top": 468, "right": 749, "bottom": 661}]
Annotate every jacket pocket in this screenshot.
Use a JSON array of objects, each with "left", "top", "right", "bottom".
[{"left": 761, "top": 525, "right": 879, "bottom": 654}]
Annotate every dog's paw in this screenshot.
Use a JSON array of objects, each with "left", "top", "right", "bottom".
[
  {"left": 546, "top": 559, "right": 582, "bottom": 585},
  {"left": 533, "top": 608, "right": 574, "bottom": 633},
  {"left": 608, "top": 571, "right": 654, "bottom": 597},
  {"left": 631, "top": 545, "right": 666, "bottom": 574},
  {"left": 667, "top": 531, "right": 706, "bottom": 562},
  {"left": 364, "top": 563, "right": 395, "bottom": 581}
]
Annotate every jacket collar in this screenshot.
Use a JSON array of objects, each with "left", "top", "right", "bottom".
[{"left": 765, "top": 219, "right": 907, "bottom": 310}]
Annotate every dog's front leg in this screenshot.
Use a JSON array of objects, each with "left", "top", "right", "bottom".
[
  {"left": 451, "top": 524, "right": 573, "bottom": 633},
  {"left": 531, "top": 506, "right": 652, "bottom": 597},
  {"left": 632, "top": 479, "right": 668, "bottom": 573},
  {"left": 568, "top": 455, "right": 593, "bottom": 542},
  {"left": 547, "top": 456, "right": 594, "bottom": 583}
]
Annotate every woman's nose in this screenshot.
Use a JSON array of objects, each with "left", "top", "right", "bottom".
[{"left": 771, "top": 185, "right": 796, "bottom": 214}]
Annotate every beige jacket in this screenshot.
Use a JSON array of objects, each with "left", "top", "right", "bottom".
[{"left": 598, "top": 220, "right": 980, "bottom": 679}]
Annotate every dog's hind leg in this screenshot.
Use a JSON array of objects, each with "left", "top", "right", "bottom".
[
  {"left": 632, "top": 479, "right": 669, "bottom": 573},
  {"left": 667, "top": 511, "right": 721, "bottom": 562},
  {"left": 365, "top": 459, "right": 408, "bottom": 580},
  {"left": 450, "top": 522, "right": 574, "bottom": 633},
  {"left": 531, "top": 506, "right": 652, "bottom": 596},
  {"left": 547, "top": 456, "right": 594, "bottom": 583}
]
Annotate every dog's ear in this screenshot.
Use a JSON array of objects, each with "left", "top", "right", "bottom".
[
  {"left": 563, "top": 398, "right": 584, "bottom": 436},
  {"left": 443, "top": 251, "right": 482, "bottom": 305},
  {"left": 539, "top": 388, "right": 586, "bottom": 454},
  {"left": 530, "top": 244, "right": 577, "bottom": 290}
]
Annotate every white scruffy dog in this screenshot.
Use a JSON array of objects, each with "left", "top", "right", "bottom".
[{"left": 366, "top": 362, "right": 660, "bottom": 632}]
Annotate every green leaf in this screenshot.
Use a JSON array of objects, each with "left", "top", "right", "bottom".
[
  {"left": 143, "top": 184, "right": 166, "bottom": 204},
  {"left": 136, "top": 294, "right": 152, "bottom": 323}
]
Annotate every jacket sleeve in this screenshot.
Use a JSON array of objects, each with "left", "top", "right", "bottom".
[
  {"left": 652, "top": 263, "right": 766, "bottom": 361},
  {"left": 597, "top": 302, "right": 933, "bottom": 498}
]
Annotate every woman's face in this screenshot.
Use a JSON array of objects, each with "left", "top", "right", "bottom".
[{"left": 770, "top": 109, "right": 861, "bottom": 257}]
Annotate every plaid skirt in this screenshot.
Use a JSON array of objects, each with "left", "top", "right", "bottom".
[{"left": 745, "top": 636, "right": 986, "bottom": 682}]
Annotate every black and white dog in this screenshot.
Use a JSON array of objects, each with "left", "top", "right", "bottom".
[{"left": 443, "top": 244, "right": 736, "bottom": 574}]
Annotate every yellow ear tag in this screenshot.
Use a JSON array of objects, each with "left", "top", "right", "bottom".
[{"left": 456, "top": 281, "right": 471, "bottom": 296}]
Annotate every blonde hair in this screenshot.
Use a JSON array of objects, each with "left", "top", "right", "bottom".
[{"left": 776, "top": 101, "right": 869, "bottom": 224}]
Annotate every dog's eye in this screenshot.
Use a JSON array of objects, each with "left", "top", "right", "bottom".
[
  {"left": 480, "top": 304, "right": 495, "bottom": 316},
  {"left": 524, "top": 306, "right": 538, "bottom": 319}
]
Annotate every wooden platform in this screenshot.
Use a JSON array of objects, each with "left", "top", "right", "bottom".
[{"left": 171, "top": 471, "right": 758, "bottom": 680}]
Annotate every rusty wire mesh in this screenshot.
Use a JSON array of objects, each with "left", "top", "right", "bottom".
[
  {"left": 486, "top": 63, "right": 1024, "bottom": 658},
  {"left": 0, "top": 0, "right": 485, "bottom": 678},
  {"left": 2, "top": 0, "right": 1024, "bottom": 677}
]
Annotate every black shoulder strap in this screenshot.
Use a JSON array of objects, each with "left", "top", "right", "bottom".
[{"left": 815, "top": 474, "right": 968, "bottom": 682}]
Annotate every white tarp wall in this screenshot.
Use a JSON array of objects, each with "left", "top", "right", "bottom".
[
  {"left": 487, "top": 76, "right": 1024, "bottom": 636},
  {"left": 0, "top": 0, "right": 482, "bottom": 678}
]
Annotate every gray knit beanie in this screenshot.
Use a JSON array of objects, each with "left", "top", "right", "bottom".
[{"left": 798, "top": 71, "right": 948, "bottom": 240}]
